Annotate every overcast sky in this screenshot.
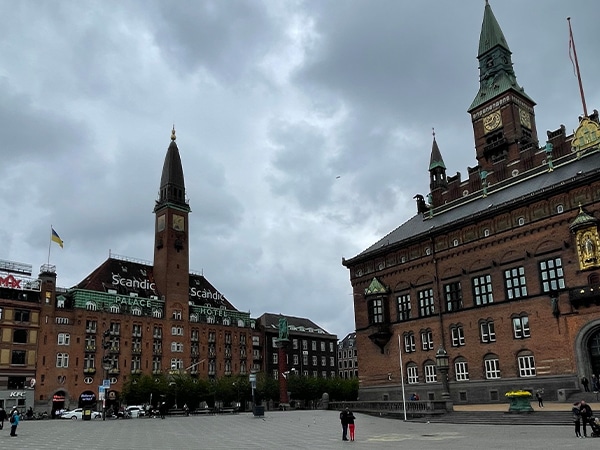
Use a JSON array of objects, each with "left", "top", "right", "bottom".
[{"left": 1, "top": 1, "right": 598, "bottom": 340}]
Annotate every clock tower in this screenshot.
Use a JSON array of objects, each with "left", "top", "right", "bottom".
[
  {"left": 468, "top": 1, "right": 538, "bottom": 182},
  {"left": 153, "top": 127, "right": 191, "bottom": 323}
]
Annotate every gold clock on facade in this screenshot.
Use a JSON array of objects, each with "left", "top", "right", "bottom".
[
  {"left": 172, "top": 214, "right": 185, "bottom": 231},
  {"left": 519, "top": 108, "right": 531, "bottom": 129},
  {"left": 483, "top": 111, "right": 502, "bottom": 133}
]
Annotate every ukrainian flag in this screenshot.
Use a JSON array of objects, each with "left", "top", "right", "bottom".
[{"left": 51, "top": 227, "right": 64, "bottom": 248}]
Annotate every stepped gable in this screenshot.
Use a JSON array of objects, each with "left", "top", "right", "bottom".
[
  {"left": 188, "top": 273, "right": 236, "bottom": 310},
  {"left": 351, "top": 151, "right": 600, "bottom": 261}
]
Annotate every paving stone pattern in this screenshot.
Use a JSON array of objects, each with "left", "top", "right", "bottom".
[{"left": 0, "top": 410, "right": 578, "bottom": 450}]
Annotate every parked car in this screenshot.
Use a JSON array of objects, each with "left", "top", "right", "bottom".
[
  {"left": 125, "top": 405, "right": 145, "bottom": 418},
  {"left": 60, "top": 408, "right": 102, "bottom": 420}
]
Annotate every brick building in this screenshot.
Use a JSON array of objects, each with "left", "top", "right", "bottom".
[
  {"left": 343, "top": 2, "right": 600, "bottom": 403},
  {"left": 257, "top": 313, "right": 337, "bottom": 380},
  {"left": 0, "top": 260, "right": 40, "bottom": 411},
  {"left": 32, "top": 129, "right": 256, "bottom": 414},
  {"left": 337, "top": 332, "right": 358, "bottom": 379}
]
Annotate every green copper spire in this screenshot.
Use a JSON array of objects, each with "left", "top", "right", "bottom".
[
  {"left": 468, "top": 1, "right": 534, "bottom": 112},
  {"left": 429, "top": 136, "right": 446, "bottom": 171},
  {"left": 478, "top": 0, "right": 510, "bottom": 57}
]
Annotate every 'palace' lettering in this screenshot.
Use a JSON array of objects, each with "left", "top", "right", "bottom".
[{"left": 114, "top": 295, "right": 150, "bottom": 308}]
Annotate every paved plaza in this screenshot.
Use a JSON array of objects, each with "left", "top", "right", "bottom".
[{"left": 0, "top": 409, "right": 583, "bottom": 449}]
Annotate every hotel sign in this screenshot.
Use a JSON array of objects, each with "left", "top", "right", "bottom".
[
  {"left": 0, "top": 273, "right": 41, "bottom": 291},
  {"left": 111, "top": 273, "right": 225, "bottom": 302}
]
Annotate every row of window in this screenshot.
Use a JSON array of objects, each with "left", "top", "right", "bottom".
[
  {"left": 288, "top": 338, "right": 335, "bottom": 353},
  {"left": 273, "top": 353, "right": 336, "bottom": 367},
  {"left": 338, "top": 349, "right": 357, "bottom": 359},
  {"left": 403, "top": 315, "right": 530, "bottom": 353},
  {"left": 405, "top": 352, "right": 536, "bottom": 383},
  {"left": 272, "top": 369, "right": 336, "bottom": 379},
  {"left": 371, "top": 257, "right": 564, "bottom": 324},
  {"left": 338, "top": 359, "right": 357, "bottom": 369}
]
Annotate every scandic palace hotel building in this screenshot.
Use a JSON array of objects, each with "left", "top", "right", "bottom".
[
  {"left": 344, "top": 2, "right": 600, "bottom": 404},
  {"left": 0, "top": 129, "right": 338, "bottom": 413}
]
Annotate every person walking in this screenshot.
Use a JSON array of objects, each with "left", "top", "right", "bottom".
[
  {"left": 339, "top": 407, "right": 350, "bottom": 441},
  {"left": 0, "top": 406, "right": 7, "bottom": 430},
  {"left": 573, "top": 402, "right": 583, "bottom": 438},
  {"left": 582, "top": 376, "right": 590, "bottom": 392},
  {"left": 580, "top": 400, "right": 593, "bottom": 437},
  {"left": 535, "top": 389, "right": 544, "bottom": 408},
  {"left": 347, "top": 409, "right": 356, "bottom": 441},
  {"left": 9, "top": 409, "right": 19, "bottom": 437},
  {"left": 593, "top": 374, "right": 600, "bottom": 392}
]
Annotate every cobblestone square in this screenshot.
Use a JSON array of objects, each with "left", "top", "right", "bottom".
[{"left": 0, "top": 410, "right": 577, "bottom": 450}]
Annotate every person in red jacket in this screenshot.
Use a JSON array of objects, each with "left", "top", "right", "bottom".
[{"left": 347, "top": 409, "right": 356, "bottom": 441}]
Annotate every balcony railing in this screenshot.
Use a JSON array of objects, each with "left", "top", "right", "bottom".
[
  {"left": 85, "top": 345, "right": 96, "bottom": 352},
  {"left": 83, "top": 368, "right": 96, "bottom": 375}
]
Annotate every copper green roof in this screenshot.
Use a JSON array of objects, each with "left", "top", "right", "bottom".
[
  {"left": 365, "top": 277, "right": 388, "bottom": 295},
  {"left": 478, "top": 0, "right": 510, "bottom": 57},
  {"left": 468, "top": 1, "right": 535, "bottom": 112},
  {"left": 429, "top": 137, "right": 446, "bottom": 171},
  {"left": 569, "top": 206, "right": 598, "bottom": 231}
]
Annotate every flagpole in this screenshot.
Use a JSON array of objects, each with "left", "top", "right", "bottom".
[
  {"left": 48, "top": 225, "right": 52, "bottom": 265},
  {"left": 568, "top": 17, "right": 588, "bottom": 117},
  {"left": 397, "top": 335, "right": 407, "bottom": 421}
]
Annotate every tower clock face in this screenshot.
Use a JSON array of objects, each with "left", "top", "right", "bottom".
[
  {"left": 519, "top": 108, "right": 531, "bottom": 129},
  {"left": 157, "top": 214, "right": 165, "bottom": 232},
  {"left": 172, "top": 214, "right": 185, "bottom": 231},
  {"left": 483, "top": 111, "right": 502, "bottom": 133}
]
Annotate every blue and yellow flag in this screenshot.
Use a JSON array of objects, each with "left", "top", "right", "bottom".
[{"left": 51, "top": 227, "right": 64, "bottom": 248}]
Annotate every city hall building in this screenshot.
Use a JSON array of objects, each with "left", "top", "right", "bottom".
[
  {"left": 13, "top": 129, "right": 256, "bottom": 413},
  {"left": 343, "top": 2, "right": 600, "bottom": 403}
]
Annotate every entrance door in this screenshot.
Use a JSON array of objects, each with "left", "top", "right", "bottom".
[{"left": 588, "top": 330, "right": 600, "bottom": 377}]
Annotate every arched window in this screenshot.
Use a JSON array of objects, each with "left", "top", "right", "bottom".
[
  {"left": 424, "top": 360, "right": 437, "bottom": 383},
  {"left": 406, "top": 363, "right": 418, "bottom": 384},
  {"left": 517, "top": 350, "right": 536, "bottom": 377},
  {"left": 454, "top": 357, "right": 469, "bottom": 381},
  {"left": 484, "top": 353, "right": 500, "bottom": 379}
]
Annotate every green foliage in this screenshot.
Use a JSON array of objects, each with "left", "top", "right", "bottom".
[{"left": 121, "top": 373, "right": 358, "bottom": 410}]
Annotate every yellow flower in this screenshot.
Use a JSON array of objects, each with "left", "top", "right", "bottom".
[{"left": 505, "top": 390, "right": 532, "bottom": 397}]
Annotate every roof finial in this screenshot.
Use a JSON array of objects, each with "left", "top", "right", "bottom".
[
  {"left": 432, "top": 127, "right": 436, "bottom": 139},
  {"left": 171, "top": 125, "right": 176, "bottom": 141}
]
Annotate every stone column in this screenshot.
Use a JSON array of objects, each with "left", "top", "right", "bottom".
[{"left": 277, "top": 340, "right": 289, "bottom": 407}]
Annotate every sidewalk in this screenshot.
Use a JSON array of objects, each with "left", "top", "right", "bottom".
[{"left": 454, "top": 401, "right": 600, "bottom": 412}]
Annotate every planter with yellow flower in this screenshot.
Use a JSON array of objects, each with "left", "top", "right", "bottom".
[{"left": 505, "top": 390, "right": 534, "bottom": 413}]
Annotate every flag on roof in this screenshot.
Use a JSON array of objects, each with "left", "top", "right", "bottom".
[{"left": 51, "top": 227, "right": 64, "bottom": 248}]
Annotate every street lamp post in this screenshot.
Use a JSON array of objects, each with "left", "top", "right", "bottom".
[
  {"left": 101, "top": 330, "right": 112, "bottom": 421},
  {"left": 435, "top": 346, "right": 451, "bottom": 401}
]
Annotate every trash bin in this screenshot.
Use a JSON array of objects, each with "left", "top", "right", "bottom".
[
  {"left": 253, "top": 405, "right": 264, "bottom": 417},
  {"left": 82, "top": 409, "right": 92, "bottom": 421}
]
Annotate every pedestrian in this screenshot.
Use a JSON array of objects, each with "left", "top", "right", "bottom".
[
  {"left": 573, "top": 402, "right": 583, "bottom": 438},
  {"left": 535, "top": 389, "right": 544, "bottom": 408},
  {"left": 593, "top": 374, "right": 600, "bottom": 392},
  {"left": 347, "top": 408, "right": 356, "bottom": 441},
  {"left": 339, "top": 407, "right": 350, "bottom": 441},
  {"left": 0, "top": 406, "right": 6, "bottom": 430},
  {"left": 9, "top": 409, "right": 19, "bottom": 437},
  {"left": 582, "top": 376, "right": 590, "bottom": 392},
  {"left": 580, "top": 400, "right": 593, "bottom": 438}
]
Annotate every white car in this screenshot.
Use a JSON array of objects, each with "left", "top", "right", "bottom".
[
  {"left": 60, "top": 408, "right": 102, "bottom": 420},
  {"left": 126, "top": 405, "right": 145, "bottom": 418}
]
